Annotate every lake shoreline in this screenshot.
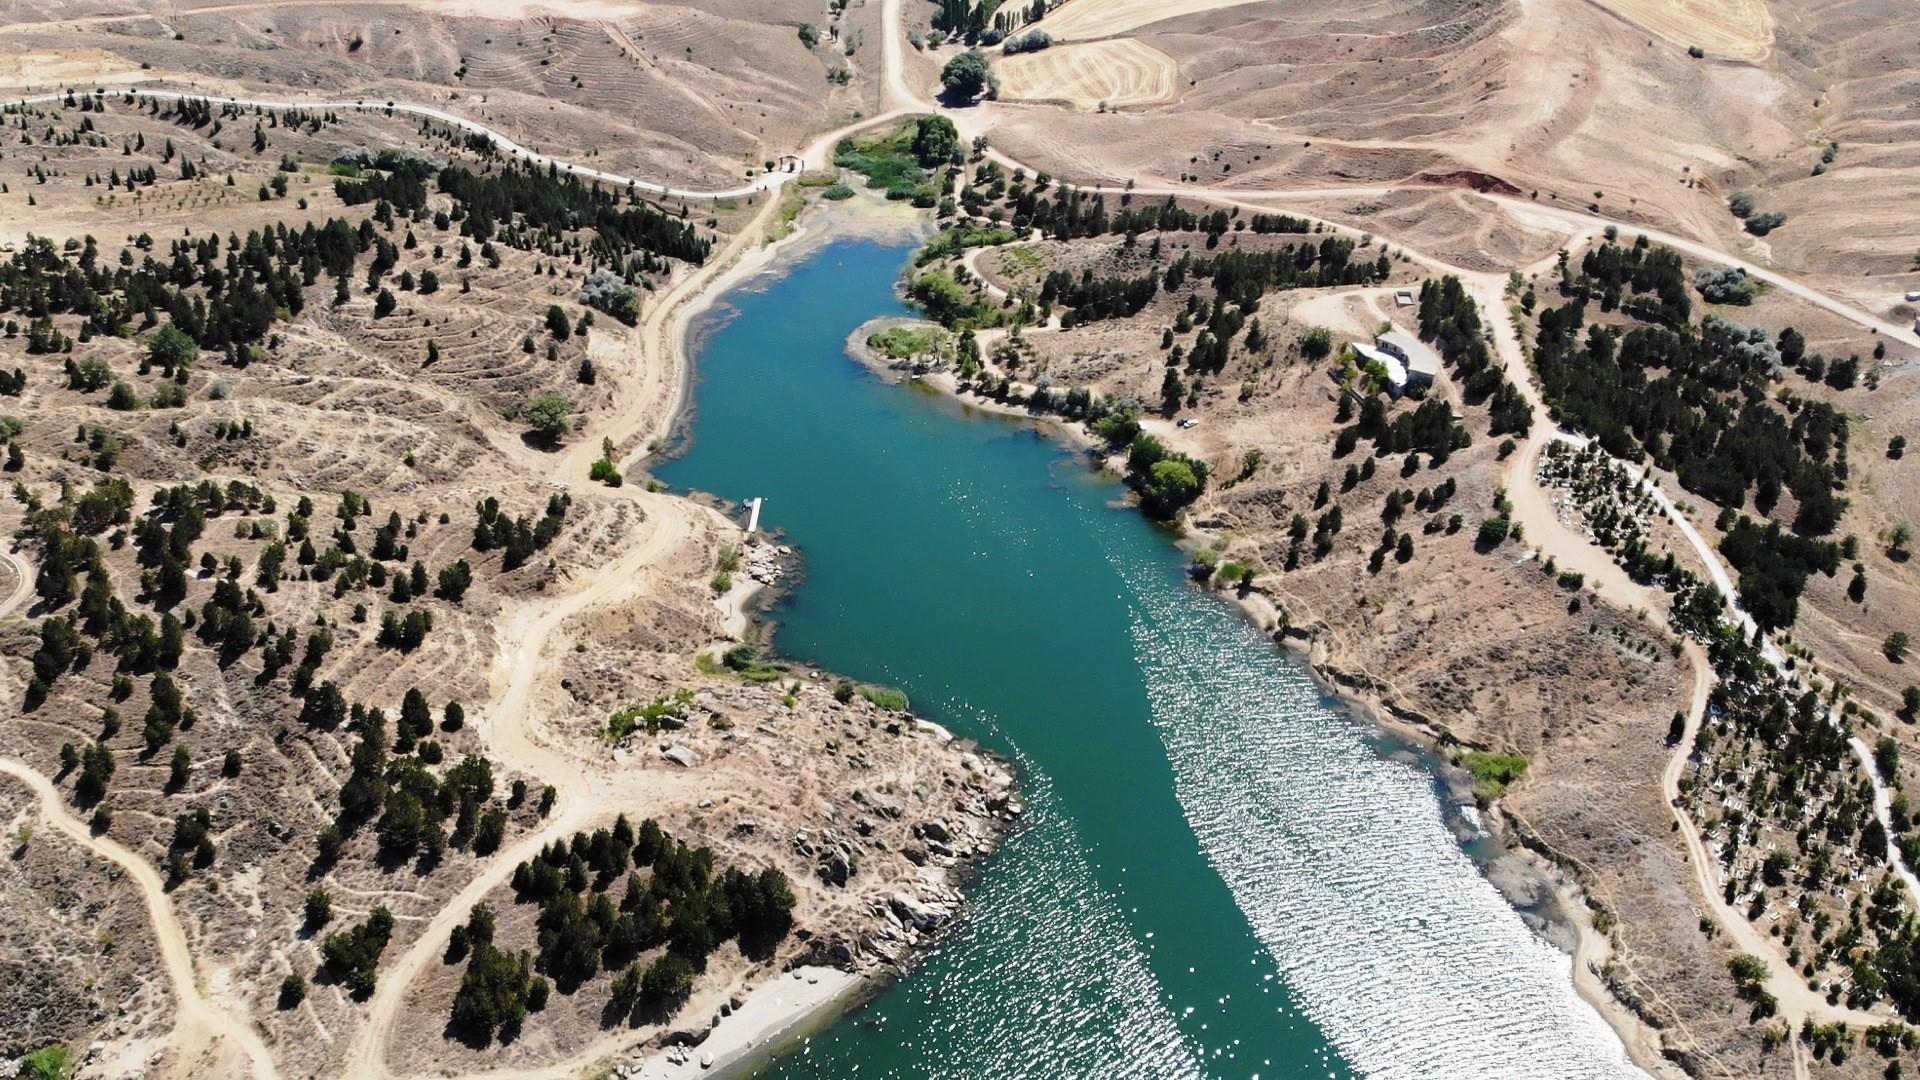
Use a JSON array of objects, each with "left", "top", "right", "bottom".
[
  {"left": 823, "top": 228, "right": 1673, "bottom": 1078},
  {"left": 1185, "top": 570, "right": 1676, "bottom": 1076},
  {"left": 648, "top": 187, "right": 1665, "bottom": 1078},
  {"left": 613, "top": 188, "right": 1022, "bottom": 1080}
]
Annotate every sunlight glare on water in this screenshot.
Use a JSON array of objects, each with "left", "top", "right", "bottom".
[
  {"left": 1120, "top": 560, "right": 1646, "bottom": 1079},
  {"left": 659, "top": 235, "right": 1647, "bottom": 1080}
]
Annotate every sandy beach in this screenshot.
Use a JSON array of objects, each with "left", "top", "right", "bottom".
[{"left": 611, "top": 966, "right": 859, "bottom": 1080}]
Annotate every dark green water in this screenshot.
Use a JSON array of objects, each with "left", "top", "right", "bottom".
[{"left": 656, "top": 235, "right": 1642, "bottom": 1079}]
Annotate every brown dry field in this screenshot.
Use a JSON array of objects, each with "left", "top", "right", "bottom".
[
  {"left": 969, "top": 0, "right": 1918, "bottom": 324},
  {"left": 1031, "top": 0, "right": 1270, "bottom": 41},
  {"left": 1587, "top": 0, "right": 1775, "bottom": 60},
  {"left": 0, "top": 0, "right": 863, "bottom": 193},
  {"left": 0, "top": 775, "right": 174, "bottom": 1071},
  {"left": 991, "top": 37, "right": 1175, "bottom": 111}
]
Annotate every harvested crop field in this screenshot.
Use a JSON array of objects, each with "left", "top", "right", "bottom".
[
  {"left": 1035, "top": 0, "right": 1269, "bottom": 40},
  {"left": 1584, "top": 0, "right": 1773, "bottom": 59},
  {"left": 0, "top": 46, "right": 146, "bottom": 87},
  {"left": 994, "top": 38, "right": 1176, "bottom": 110}
]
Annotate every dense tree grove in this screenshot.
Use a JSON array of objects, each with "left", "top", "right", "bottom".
[
  {"left": 1540, "top": 243, "right": 1849, "bottom": 531},
  {"left": 1041, "top": 267, "right": 1160, "bottom": 326},
  {"left": 1533, "top": 307, "right": 1848, "bottom": 531},
  {"left": 982, "top": 183, "right": 1313, "bottom": 243},
  {"left": 1195, "top": 240, "right": 1387, "bottom": 308},
  {"left": 434, "top": 160, "right": 710, "bottom": 265},
  {"left": 490, "top": 817, "right": 796, "bottom": 1029},
  {"left": 1524, "top": 243, "right": 1858, "bottom": 627},
  {"left": 1, "top": 227, "right": 334, "bottom": 355},
  {"left": 1719, "top": 518, "right": 1841, "bottom": 630},
  {"left": 333, "top": 150, "right": 437, "bottom": 210},
  {"left": 1042, "top": 240, "right": 1386, "bottom": 332},
  {"left": 1566, "top": 237, "right": 1691, "bottom": 326},
  {"left": 1415, "top": 277, "right": 1533, "bottom": 436}
]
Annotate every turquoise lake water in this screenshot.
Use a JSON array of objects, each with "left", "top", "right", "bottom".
[{"left": 655, "top": 234, "right": 1645, "bottom": 1079}]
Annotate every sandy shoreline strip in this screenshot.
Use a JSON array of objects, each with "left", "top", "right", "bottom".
[{"left": 620, "top": 966, "right": 859, "bottom": 1080}]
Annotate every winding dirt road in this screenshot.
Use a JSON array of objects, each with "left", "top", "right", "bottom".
[
  {"left": 0, "top": 2, "right": 1911, "bottom": 1072},
  {"left": 1659, "top": 647, "right": 1888, "bottom": 1028},
  {"left": 0, "top": 548, "right": 31, "bottom": 621},
  {"left": 343, "top": 484, "right": 723, "bottom": 1077},
  {"left": 0, "top": 757, "right": 278, "bottom": 1078}
]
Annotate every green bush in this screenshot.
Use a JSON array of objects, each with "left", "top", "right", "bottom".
[
  {"left": 1476, "top": 516, "right": 1511, "bottom": 549},
  {"left": 524, "top": 393, "right": 571, "bottom": 442},
  {"left": 1693, "top": 266, "right": 1757, "bottom": 305},
  {"left": 20, "top": 1046, "right": 73, "bottom": 1080},
  {"left": 867, "top": 325, "right": 948, "bottom": 359},
  {"left": 1460, "top": 751, "right": 1527, "bottom": 801},
  {"left": 834, "top": 126, "right": 936, "bottom": 203},
  {"left": 1124, "top": 434, "right": 1207, "bottom": 518},
  {"left": 606, "top": 690, "right": 694, "bottom": 742},
  {"left": 147, "top": 323, "right": 199, "bottom": 371},
  {"left": 321, "top": 906, "right": 395, "bottom": 999},
  {"left": 1092, "top": 410, "right": 1142, "bottom": 447},
  {"left": 915, "top": 225, "right": 1019, "bottom": 265},
  {"left": 941, "top": 50, "right": 990, "bottom": 100},
  {"left": 856, "top": 684, "right": 910, "bottom": 712}
]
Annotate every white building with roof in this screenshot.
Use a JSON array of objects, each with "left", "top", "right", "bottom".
[
  {"left": 1350, "top": 326, "right": 1440, "bottom": 396},
  {"left": 1351, "top": 341, "right": 1409, "bottom": 394},
  {"left": 1377, "top": 328, "right": 1441, "bottom": 388}
]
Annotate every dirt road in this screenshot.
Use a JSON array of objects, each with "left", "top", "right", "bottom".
[
  {"left": 7, "top": 90, "right": 794, "bottom": 201},
  {"left": 0, "top": 757, "right": 279, "bottom": 1079},
  {"left": 342, "top": 486, "right": 715, "bottom": 1075},
  {"left": 1659, "top": 646, "right": 1889, "bottom": 1028},
  {"left": 0, "top": 548, "right": 31, "bottom": 620}
]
